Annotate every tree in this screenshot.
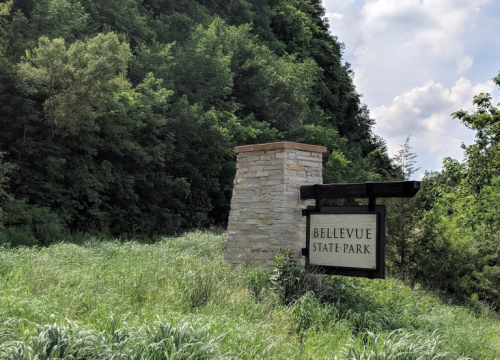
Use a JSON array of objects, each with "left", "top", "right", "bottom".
[
  {"left": 450, "top": 73, "right": 500, "bottom": 195},
  {"left": 29, "top": 0, "right": 90, "bottom": 42},
  {"left": 17, "top": 33, "right": 132, "bottom": 140},
  {"left": 0, "top": 152, "right": 16, "bottom": 204},
  {"left": 385, "top": 136, "right": 421, "bottom": 281},
  {"left": 8, "top": 33, "right": 136, "bottom": 232},
  {"left": 409, "top": 71, "right": 500, "bottom": 305},
  {"left": 0, "top": 0, "right": 387, "bottom": 238}
]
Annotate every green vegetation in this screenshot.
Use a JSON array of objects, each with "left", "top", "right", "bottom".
[
  {"left": 0, "top": 0, "right": 390, "bottom": 238},
  {"left": 379, "top": 72, "right": 500, "bottom": 308},
  {"left": 1, "top": 0, "right": 500, "bottom": 351},
  {"left": 1, "top": 231, "right": 499, "bottom": 359}
]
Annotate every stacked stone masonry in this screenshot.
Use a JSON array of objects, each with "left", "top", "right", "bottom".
[{"left": 224, "top": 142, "right": 326, "bottom": 268}]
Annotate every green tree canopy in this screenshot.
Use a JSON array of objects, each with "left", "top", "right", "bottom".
[{"left": 0, "top": 0, "right": 391, "bottom": 239}]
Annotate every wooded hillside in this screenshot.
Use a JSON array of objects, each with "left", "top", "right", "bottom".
[{"left": 0, "top": 0, "right": 391, "bottom": 238}]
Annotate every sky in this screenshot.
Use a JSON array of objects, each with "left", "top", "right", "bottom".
[{"left": 322, "top": 0, "right": 500, "bottom": 178}]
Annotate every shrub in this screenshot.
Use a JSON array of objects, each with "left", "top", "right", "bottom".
[
  {"left": 270, "top": 248, "right": 321, "bottom": 305},
  {"left": 0, "top": 226, "right": 37, "bottom": 248},
  {"left": 0, "top": 199, "right": 66, "bottom": 246}
]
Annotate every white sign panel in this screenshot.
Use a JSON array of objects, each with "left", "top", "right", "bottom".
[{"left": 309, "top": 214, "right": 377, "bottom": 269}]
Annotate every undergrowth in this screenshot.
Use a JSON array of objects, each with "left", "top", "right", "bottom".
[{"left": 1, "top": 231, "right": 499, "bottom": 359}]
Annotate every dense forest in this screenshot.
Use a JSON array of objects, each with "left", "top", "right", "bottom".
[
  {"left": 0, "top": 0, "right": 499, "bottom": 307},
  {"left": 0, "top": 0, "right": 390, "bottom": 239}
]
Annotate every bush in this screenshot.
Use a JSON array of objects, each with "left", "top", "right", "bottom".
[
  {"left": 270, "top": 248, "right": 321, "bottom": 305},
  {"left": 0, "top": 199, "right": 66, "bottom": 247},
  {"left": 0, "top": 226, "right": 37, "bottom": 248}
]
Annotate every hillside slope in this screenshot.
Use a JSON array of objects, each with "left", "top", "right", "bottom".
[{"left": 1, "top": 231, "right": 499, "bottom": 359}]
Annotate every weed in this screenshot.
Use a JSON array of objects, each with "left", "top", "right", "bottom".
[
  {"left": 0, "top": 318, "right": 226, "bottom": 359},
  {"left": 270, "top": 248, "right": 321, "bottom": 305},
  {"left": 339, "top": 330, "right": 469, "bottom": 360}
]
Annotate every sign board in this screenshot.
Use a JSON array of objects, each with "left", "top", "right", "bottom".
[{"left": 305, "top": 206, "right": 386, "bottom": 279}]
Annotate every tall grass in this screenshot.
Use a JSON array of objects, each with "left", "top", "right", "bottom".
[
  {"left": 1, "top": 231, "right": 499, "bottom": 359},
  {"left": 1, "top": 316, "right": 226, "bottom": 359}
]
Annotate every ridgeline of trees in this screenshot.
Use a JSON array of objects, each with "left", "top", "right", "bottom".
[{"left": 0, "top": 0, "right": 390, "bottom": 241}]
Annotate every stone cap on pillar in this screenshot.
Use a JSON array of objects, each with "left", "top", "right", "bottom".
[{"left": 234, "top": 141, "right": 327, "bottom": 154}]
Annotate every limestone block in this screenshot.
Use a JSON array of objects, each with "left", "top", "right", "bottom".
[
  {"left": 269, "top": 170, "right": 283, "bottom": 176},
  {"left": 249, "top": 165, "right": 265, "bottom": 171},
  {"left": 252, "top": 160, "right": 272, "bottom": 166},
  {"left": 266, "top": 180, "right": 284, "bottom": 186},
  {"left": 297, "top": 155, "right": 321, "bottom": 161},
  {"left": 287, "top": 165, "right": 305, "bottom": 171},
  {"left": 297, "top": 160, "right": 321, "bottom": 167},
  {"left": 288, "top": 176, "right": 307, "bottom": 182}
]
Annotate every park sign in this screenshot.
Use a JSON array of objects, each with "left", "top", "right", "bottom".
[
  {"left": 305, "top": 206, "right": 386, "bottom": 278},
  {"left": 300, "top": 181, "right": 420, "bottom": 279}
]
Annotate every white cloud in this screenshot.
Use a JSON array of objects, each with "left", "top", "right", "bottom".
[
  {"left": 372, "top": 78, "right": 497, "bottom": 174},
  {"left": 324, "top": 1, "right": 365, "bottom": 54},
  {"left": 323, "top": 0, "right": 500, "bottom": 174},
  {"left": 325, "top": 0, "right": 493, "bottom": 104},
  {"left": 361, "top": 0, "right": 489, "bottom": 57},
  {"left": 457, "top": 55, "right": 474, "bottom": 73},
  {"left": 326, "top": 12, "right": 344, "bottom": 20}
]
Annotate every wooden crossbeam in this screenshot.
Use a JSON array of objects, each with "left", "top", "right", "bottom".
[{"left": 300, "top": 181, "right": 420, "bottom": 200}]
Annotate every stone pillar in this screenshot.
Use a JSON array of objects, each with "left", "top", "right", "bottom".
[{"left": 224, "top": 142, "right": 327, "bottom": 268}]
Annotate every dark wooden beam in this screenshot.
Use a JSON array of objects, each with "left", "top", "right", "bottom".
[{"left": 300, "top": 181, "right": 420, "bottom": 200}]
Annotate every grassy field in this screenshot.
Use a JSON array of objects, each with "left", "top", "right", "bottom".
[{"left": 0, "top": 231, "right": 499, "bottom": 359}]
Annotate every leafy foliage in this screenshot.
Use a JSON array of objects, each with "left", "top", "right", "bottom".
[
  {"left": 388, "top": 72, "right": 500, "bottom": 307},
  {"left": 385, "top": 136, "right": 421, "bottom": 281},
  {"left": 0, "top": 0, "right": 390, "bottom": 238},
  {"left": 17, "top": 33, "right": 132, "bottom": 138},
  {"left": 270, "top": 248, "right": 307, "bottom": 305}
]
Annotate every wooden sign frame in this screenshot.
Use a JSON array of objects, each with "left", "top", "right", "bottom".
[
  {"left": 300, "top": 181, "right": 419, "bottom": 279},
  {"left": 304, "top": 205, "right": 386, "bottom": 279}
]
